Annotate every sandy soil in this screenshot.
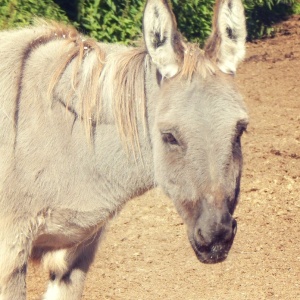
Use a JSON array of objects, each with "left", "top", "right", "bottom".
[{"left": 27, "top": 16, "right": 300, "bottom": 300}]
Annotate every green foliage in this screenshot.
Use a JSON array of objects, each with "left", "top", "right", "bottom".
[
  {"left": 77, "top": 0, "right": 144, "bottom": 44},
  {"left": 0, "top": 0, "right": 299, "bottom": 43},
  {"left": 172, "top": 0, "right": 215, "bottom": 46},
  {"left": 244, "top": 0, "right": 297, "bottom": 40},
  {"left": 293, "top": 1, "right": 300, "bottom": 13},
  {"left": 75, "top": 0, "right": 215, "bottom": 45},
  {"left": 0, "top": 0, "right": 68, "bottom": 29},
  {"left": 75, "top": 0, "right": 298, "bottom": 44}
]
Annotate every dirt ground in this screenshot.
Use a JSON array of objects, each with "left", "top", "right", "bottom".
[{"left": 27, "top": 16, "right": 300, "bottom": 300}]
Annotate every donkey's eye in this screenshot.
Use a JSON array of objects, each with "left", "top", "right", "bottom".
[{"left": 162, "top": 133, "right": 179, "bottom": 145}]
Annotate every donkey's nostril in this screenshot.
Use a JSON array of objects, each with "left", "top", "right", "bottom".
[{"left": 232, "top": 219, "right": 237, "bottom": 236}]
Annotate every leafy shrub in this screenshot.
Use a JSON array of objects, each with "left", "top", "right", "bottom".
[
  {"left": 76, "top": 0, "right": 215, "bottom": 45},
  {"left": 244, "top": 0, "right": 298, "bottom": 40},
  {"left": 0, "top": 0, "right": 299, "bottom": 44},
  {"left": 77, "top": 0, "right": 144, "bottom": 44},
  {"left": 0, "top": 0, "right": 68, "bottom": 30},
  {"left": 172, "top": 0, "right": 215, "bottom": 46},
  {"left": 293, "top": 1, "right": 300, "bottom": 13},
  {"left": 65, "top": 0, "right": 300, "bottom": 44}
]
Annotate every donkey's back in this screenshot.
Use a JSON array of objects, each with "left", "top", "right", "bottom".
[{"left": 0, "top": 28, "right": 40, "bottom": 188}]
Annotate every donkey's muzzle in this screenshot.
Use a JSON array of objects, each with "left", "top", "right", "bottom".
[{"left": 190, "top": 213, "right": 237, "bottom": 264}]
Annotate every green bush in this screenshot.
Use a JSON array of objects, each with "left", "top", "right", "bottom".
[
  {"left": 294, "top": 1, "right": 300, "bottom": 13},
  {"left": 77, "top": 0, "right": 144, "bottom": 44},
  {"left": 75, "top": 0, "right": 215, "bottom": 45},
  {"left": 75, "top": 0, "right": 299, "bottom": 43},
  {"left": 0, "top": 0, "right": 299, "bottom": 43},
  {"left": 0, "top": 0, "right": 68, "bottom": 30},
  {"left": 172, "top": 0, "right": 215, "bottom": 46},
  {"left": 245, "top": 0, "right": 298, "bottom": 40}
]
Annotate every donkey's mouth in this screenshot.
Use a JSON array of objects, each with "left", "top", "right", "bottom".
[{"left": 189, "top": 233, "right": 236, "bottom": 264}]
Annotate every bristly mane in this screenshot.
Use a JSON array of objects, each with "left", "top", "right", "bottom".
[
  {"left": 43, "top": 21, "right": 148, "bottom": 150},
  {"left": 39, "top": 22, "right": 214, "bottom": 149}
]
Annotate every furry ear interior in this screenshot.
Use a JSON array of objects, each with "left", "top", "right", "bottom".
[
  {"left": 204, "top": 0, "right": 246, "bottom": 75},
  {"left": 143, "top": 0, "right": 184, "bottom": 79}
]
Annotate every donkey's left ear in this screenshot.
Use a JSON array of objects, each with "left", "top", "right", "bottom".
[
  {"left": 204, "top": 0, "right": 246, "bottom": 75},
  {"left": 143, "top": 0, "right": 184, "bottom": 79}
]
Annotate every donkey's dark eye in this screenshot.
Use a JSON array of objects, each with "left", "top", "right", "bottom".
[{"left": 162, "top": 133, "right": 179, "bottom": 145}]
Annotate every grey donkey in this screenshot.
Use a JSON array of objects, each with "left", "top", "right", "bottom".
[{"left": 0, "top": 0, "right": 248, "bottom": 299}]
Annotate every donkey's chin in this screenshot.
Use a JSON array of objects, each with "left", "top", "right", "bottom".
[{"left": 189, "top": 238, "right": 235, "bottom": 264}]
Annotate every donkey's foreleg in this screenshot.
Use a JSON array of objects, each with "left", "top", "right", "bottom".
[
  {"left": 0, "top": 227, "right": 30, "bottom": 300},
  {"left": 42, "top": 227, "right": 105, "bottom": 300}
]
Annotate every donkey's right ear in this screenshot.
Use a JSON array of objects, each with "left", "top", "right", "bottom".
[{"left": 143, "top": 0, "right": 184, "bottom": 79}]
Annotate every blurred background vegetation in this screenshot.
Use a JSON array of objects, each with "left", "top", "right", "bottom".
[{"left": 0, "top": 0, "right": 299, "bottom": 45}]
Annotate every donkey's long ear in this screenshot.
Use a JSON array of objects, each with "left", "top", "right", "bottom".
[
  {"left": 143, "top": 0, "right": 184, "bottom": 79},
  {"left": 204, "top": 0, "right": 246, "bottom": 75}
]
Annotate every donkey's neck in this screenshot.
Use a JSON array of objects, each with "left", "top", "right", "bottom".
[
  {"left": 92, "top": 122, "right": 155, "bottom": 210},
  {"left": 89, "top": 47, "right": 158, "bottom": 211},
  {"left": 53, "top": 42, "right": 158, "bottom": 213}
]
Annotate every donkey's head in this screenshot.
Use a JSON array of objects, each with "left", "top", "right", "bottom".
[{"left": 143, "top": 0, "right": 248, "bottom": 263}]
